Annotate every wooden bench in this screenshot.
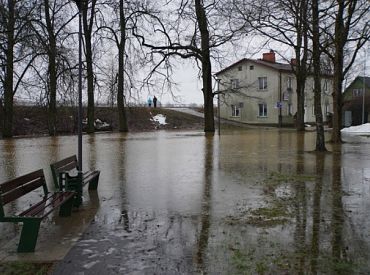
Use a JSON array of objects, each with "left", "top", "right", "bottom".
[
  {"left": 50, "top": 155, "right": 100, "bottom": 191},
  {"left": 0, "top": 169, "right": 75, "bottom": 252}
]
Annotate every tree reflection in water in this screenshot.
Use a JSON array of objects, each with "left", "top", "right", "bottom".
[{"left": 196, "top": 133, "right": 214, "bottom": 272}]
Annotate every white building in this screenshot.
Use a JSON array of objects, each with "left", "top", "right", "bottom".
[{"left": 215, "top": 51, "right": 333, "bottom": 126}]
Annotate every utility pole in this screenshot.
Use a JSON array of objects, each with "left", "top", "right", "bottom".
[{"left": 362, "top": 48, "right": 367, "bottom": 124}]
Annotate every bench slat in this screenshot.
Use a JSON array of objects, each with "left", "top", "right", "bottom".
[
  {"left": 54, "top": 162, "right": 77, "bottom": 174},
  {"left": 51, "top": 156, "right": 77, "bottom": 170},
  {"left": 19, "top": 192, "right": 75, "bottom": 218},
  {"left": 51, "top": 155, "right": 99, "bottom": 189},
  {"left": 0, "top": 169, "right": 76, "bottom": 253},
  {"left": 0, "top": 170, "right": 44, "bottom": 194},
  {"left": 83, "top": 171, "right": 99, "bottom": 183},
  {"left": 1, "top": 178, "right": 45, "bottom": 205}
]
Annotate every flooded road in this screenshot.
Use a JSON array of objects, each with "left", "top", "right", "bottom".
[{"left": 1, "top": 129, "right": 370, "bottom": 273}]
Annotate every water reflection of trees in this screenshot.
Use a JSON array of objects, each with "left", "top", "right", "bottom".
[
  {"left": 117, "top": 134, "right": 130, "bottom": 232},
  {"left": 331, "top": 148, "right": 345, "bottom": 265},
  {"left": 294, "top": 133, "right": 308, "bottom": 272},
  {"left": 1, "top": 139, "right": 17, "bottom": 180},
  {"left": 87, "top": 134, "right": 97, "bottom": 171},
  {"left": 0, "top": 139, "right": 18, "bottom": 241},
  {"left": 196, "top": 134, "right": 214, "bottom": 272},
  {"left": 310, "top": 151, "right": 324, "bottom": 273}
]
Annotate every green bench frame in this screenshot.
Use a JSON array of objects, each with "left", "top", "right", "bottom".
[
  {"left": 0, "top": 169, "right": 75, "bottom": 252},
  {"left": 50, "top": 155, "right": 100, "bottom": 191}
]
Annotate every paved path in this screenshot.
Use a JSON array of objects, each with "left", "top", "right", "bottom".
[{"left": 165, "top": 107, "right": 205, "bottom": 118}]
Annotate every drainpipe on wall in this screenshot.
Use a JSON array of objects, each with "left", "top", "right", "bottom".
[{"left": 279, "top": 71, "right": 282, "bottom": 127}]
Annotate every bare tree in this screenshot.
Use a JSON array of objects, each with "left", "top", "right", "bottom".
[
  {"left": 0, "top": 0, "right": 37, "bottom": 137},
  {"left": 311, "top": 0, "right": 326, "bottom": 151},
  {"left": 320, "top": 0, "right": 370, "bottom": 143},
  {"left": 133, "top": 0, "right": 241, "bottom": 132},
  {"left": 30, "top": 0, "right": 77, "bottom": 136},
  {"left": 96, "top": 0, "right": 142, "bottom": 132},
  {"left": 82, "top": 0, "right": 97, "bottom": 133}
]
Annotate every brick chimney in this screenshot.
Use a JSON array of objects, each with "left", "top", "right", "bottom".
[{"left": 262, "top": 50, "right": 276, "bottom": 63}]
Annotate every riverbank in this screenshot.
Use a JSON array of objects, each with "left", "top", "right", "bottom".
[{"left": 1, "top": 106, "right": 204, "bottom": 137}]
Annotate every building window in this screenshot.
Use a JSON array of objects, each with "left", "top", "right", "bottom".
[
  {"left": 231, "top": 105, "right": 240, "bottom": 117},
  {"left": 258, "top": 77, "right": 267, "bottom": 90},
  {"left": 231, "top": 79, "right": 240, "bottom": 89},
  {"left": 238, "top": 66, "right": 242, "bottom": 71},
  {"left": 258, "top": 103, "right": 267, "bottom": 117},
  {"left": 353, "top": 89, "right": 363, "bottom": 97},
  {"left": 283, "top": 92, "right": 289, "bottom": 101},
  {"left": 287, "top": 77, "right": 292, "bottom": 89},
  {"left": 250, "top": 65, "right": 254, "bottom": 70}
]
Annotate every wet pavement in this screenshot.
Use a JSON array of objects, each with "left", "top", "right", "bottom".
[{"left": 1, "top": 129, "right": 370, "bottom": 274}]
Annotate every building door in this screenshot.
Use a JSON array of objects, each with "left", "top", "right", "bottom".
[{"left": 343, "top": 111, "right": 352, "bottom": 127}]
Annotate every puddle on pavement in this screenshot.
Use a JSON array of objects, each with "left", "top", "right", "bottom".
[{"left": 1, "top": 129, "right": 370, "bottom": 273}]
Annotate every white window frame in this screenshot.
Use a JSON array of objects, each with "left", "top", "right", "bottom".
[
  {"left": 258, "top": 103, "right": 267, "bottom": 117},
  {"left": 231, "top": 79, "right": 240, "bottom": 89},
  {"left": 231, "top": 104, "right": 240, "bottom": 117},
  {"left": 287, "top": 76, "right": 293, "bottom": 89},
  {"left": 353, "top": 89, "right": 363, "bottom": 97},
  {"left": 258, "top": 77, "right": 267, "bottom": 90}
]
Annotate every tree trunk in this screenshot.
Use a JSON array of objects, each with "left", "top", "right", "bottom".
[
  {"left": 295, "top": 76, "right": 305, "bottom": 131},
  {"left": 83, "top": 0, "right": 95, "bottom": 133},
  {"left": 117, "top": 0, "right": 128, "bottom": 132},
  {"left": 331, "top": 64, "right": 343, "bottom": 143},
  {"left": 293, "top": 0, "right": 309, "bottom": 132},
  {"left": 85, "top": 36, "right": 95, "bottom": 133},
  {"left": 44, "top": 0, "right": 57, "bottom": 136},
  {"left": 331, "top": 0, "right": 346, "bottom": 144},
  {"left": 311, "top": 0, "right": 326, "bottom": 151},
  {"left": 3, "top": 0, "right": 15, "bottom": 138},
  {"left": 195, "top": 0, "right": 214, "bottom": 132}
]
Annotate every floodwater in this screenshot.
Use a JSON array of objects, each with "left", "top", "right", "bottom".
[{"left": 1, "top": 129, "right": 370, "bottom": 274}]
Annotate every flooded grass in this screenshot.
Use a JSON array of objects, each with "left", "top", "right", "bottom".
[
  {"left": 230, "top": 240, "right": 362, "bottom": 274},
  {"left": 247, "top": 203, "right": 291, "bottom": 227},
  {"left": 0, "top": 262, "right": 53, "bottom": 275}
]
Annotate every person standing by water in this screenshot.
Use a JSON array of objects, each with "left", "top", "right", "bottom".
[
  {"left": 153, "top": 96, "right": 158, "bottom": 108},
  {"left": 147, "top": 97, "right": 152, "bottom": 107}
]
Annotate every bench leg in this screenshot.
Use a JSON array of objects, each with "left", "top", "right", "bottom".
[
  {"left": 59, "top": 197, "right": 74, "bottom": 217},
  {"left": 17, "top": 219, "right": 41, "bottom": 253},
  {"left": 88, "top": 173, "right": 100, "bottom": 190}
]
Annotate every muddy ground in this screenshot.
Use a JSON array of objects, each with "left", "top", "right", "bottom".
[{"left": 2, "top": 106, "right": 204, "bottom": 137}]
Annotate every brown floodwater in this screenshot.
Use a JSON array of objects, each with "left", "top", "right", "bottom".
[{"left": 1, "top": 129, "right": 370, "bottom": 273}]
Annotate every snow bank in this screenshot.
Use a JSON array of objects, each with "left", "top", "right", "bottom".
[{"left": 341, "top": 123, "right": 370, "bottom": 134}]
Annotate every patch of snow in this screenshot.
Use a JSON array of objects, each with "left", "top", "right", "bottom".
[
  {"left": 24, "top": 118, "right": 30, "bottom": 121},
  {"left": 80, "top": 239, "right": 99, "bottom": 243},
  {"left": 341, "top": 123, "right": 370, "bottom": 135},
  {"left": 104, "top": 247, "right": 116, "bottom": 255},
  {"left": 151, "top": 114, "right": 167, "bottom": 125},
  {"left": 83, "top": 260, "right": 99, "bottom": 269},
  {"left": 275, "top": 184, "right": 294, "bottom": 199},
  {"left": 82, "top": 249, "right": 95, "bottom": 255}
]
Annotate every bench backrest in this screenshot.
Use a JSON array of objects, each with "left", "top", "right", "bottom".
[
  {"left": 50, "top": 155, "right": 78, "bottom": 188},
  {"left": 0, "top": 169, "right": 48, "bottom": 218}
]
